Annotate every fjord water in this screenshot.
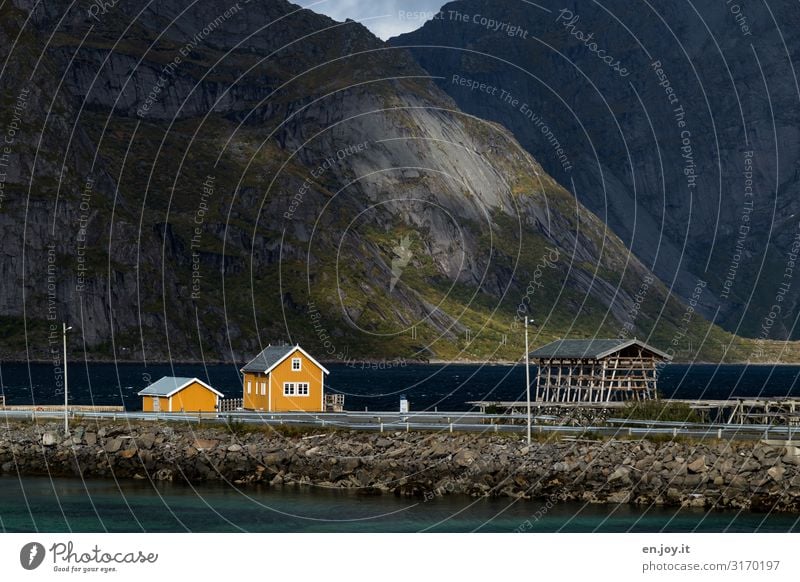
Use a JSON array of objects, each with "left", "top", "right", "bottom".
[
  {"left": 3, "top": 362, "right": 800, "bottom": 411},
  {"left": 3, "top": 363, "right": 800, "bottom": 533},
  {"left": 1, "top": 476, "right": 798, "bottom": 533}
]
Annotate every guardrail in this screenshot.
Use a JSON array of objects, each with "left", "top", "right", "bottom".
[{"left": 2, "top": 409, "right": 797, "bottom": 441}]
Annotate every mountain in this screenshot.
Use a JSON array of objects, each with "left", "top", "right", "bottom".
[
  {"left": 393, "top": 0, "right": 800, "bottom": 340},
  {"left": 0, "top": 0, "right": 782, "bottom": 364}
]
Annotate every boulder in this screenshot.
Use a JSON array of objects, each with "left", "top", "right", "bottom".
[
  {"left": 42, "top": 432, "right": 59, "bottom": 446},
  {"left": 768, "top": 465, "right": 786, "bottom": 482},
  {"left": 608, "top": 466, "right": 631, "bottom": 484},
  {"left": 453, "top": 449, "right": 478, "bottom": 467},
  {"left": 193, "top": 439, "right": 219, "bottom": 451},
  {"left": 635, "top": 456, "right": 655, "bottom": 471},
  {"left": 103, "top": 438, "right": 121, "bottom": 453},
  {"left": 138, "top": 433, "right": 156, "bottom": 450},
  {"left": 607, "top": 490, "right": 631, "bottom": 504},
  {"left": 739, "top": 459, "right": 761, "bottom": 472},
  {"left": 688, "top": 456, "right": 707, "bottom": 473}
]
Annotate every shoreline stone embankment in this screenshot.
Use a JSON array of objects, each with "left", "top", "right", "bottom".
[{"left": 2, "top": 421, "right": 800, "bottom": 512}]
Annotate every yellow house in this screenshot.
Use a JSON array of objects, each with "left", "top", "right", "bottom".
[
  {"left": 241, "top": 345, "right": 330, "bottom": 412},
  {"left": 138, "top": 376, "right": 223, "bottom": 413}
]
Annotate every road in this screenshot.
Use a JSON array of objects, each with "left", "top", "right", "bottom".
[{"left": 2, "top": 409, "right": 797, "bottom": 441}]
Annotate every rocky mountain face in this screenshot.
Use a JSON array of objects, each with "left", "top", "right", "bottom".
[
  {"left": 393, "top": 0, "right": 800, "bottom": 340},
  {"left": 0, "top": 0, "right": 748, "bottom": 363}
]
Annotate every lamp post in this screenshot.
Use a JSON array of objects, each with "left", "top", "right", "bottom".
[
  {"left": 525, "top": 318, "right": 533, "bottom": 445},
  {"left": 63, "top": 323, "right": 72, "bottom": 435}
]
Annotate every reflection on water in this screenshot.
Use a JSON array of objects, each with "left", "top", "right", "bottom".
[{"left": 0, "top": 476, "right": 797, "bottom": 533}]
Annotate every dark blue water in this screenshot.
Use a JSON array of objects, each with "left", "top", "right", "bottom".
[
  {"left": 2, "top": 362, "right": 800, "bottom": 411},
  {"left": 1, "top": 476, "right": 797, "bottom": 533}
]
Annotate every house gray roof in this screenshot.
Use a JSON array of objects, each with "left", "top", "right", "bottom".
[
  {"left": 529, "top": 339, "right": 670, "bottom": 360},
  {"left": 241, "top": 344, "right": 331, "bottom": 374},
  {"left": 241, "top": 345, "right": 298, "bottom": 373},
  {"left": 137, "top": 376, "right": 225, "bottom": 398}
]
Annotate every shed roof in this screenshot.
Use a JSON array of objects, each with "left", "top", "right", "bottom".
[
  {"left": 137, "top": 376, "right": 224, "bottom": 398},
  {"left": 529, "top": 338, "right": 671, "bottom": 360},
  {"left": 241, "top": 345, "right": 330, "bottom": 374}
]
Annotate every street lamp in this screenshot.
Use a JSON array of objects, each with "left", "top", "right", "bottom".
[
  {"left": 63, "top": 323, "right": 72, "bottom": 435},
  {"left": 524, "top": 318, "right": 534, "bottom": 445}
]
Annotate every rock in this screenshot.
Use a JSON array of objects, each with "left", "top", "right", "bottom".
[
  {"left": 138, "top": 434, "right": 156, "bottom": 450},
  {"left": 194, "top": 439, "right": 219, "bottom": 450},
  {"left": 553, "top": 461, "right": 574, "bottom": 473},
  {"left": 607, "top": 490, "right": 631, "bottom": 503},
  {"left": 687, "top": 456, "right": 706, "bottom": 473},
  {"left": 103, "top": 438, "right": 121, "bottom": 453},
  {"left": 783, "top": 445, "right": 800, "bottom": 457},
  {"left": 683, "top": 474, "right": 703, "bottom": 487},
  {"left": 683, "top": 495, "right": 706, "bottom": 508},
  {"left": 154, "top": 468, "right": 173, "bottom": 481},
  {"left": 84, "top": 433, "right": 97, "bottom": 446},
  {"left": 119, "top": 449, "right": 137, "bottom": 459},
  {"left": 453, "top": 449, "right": 478, "bottom": 467},
  {"left": 42, "top": 432, "right": 59, "bottom": 446},
  {"left": 227, "top": 444, "right": 243, "bottom": 452},
  {"left": 739, "top": 459, "right": 760, "bottom": 472},
  {"left": 729, "top": 475, "right": 748, "bottom": 489},
  {"left": 768, "top": 465, "right": 786, "bottom": 482},
  {"left": 782, "top": 454, "right": 799, "bottom": 466},
  {"left": 608, "top": 467, "right": 631, "bottom": 484},
  {"left": 340, "top": 458, "right": 361, "bottom": 473}
]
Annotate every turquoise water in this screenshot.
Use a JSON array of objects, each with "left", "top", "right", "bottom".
[{"left": 1, "top": 476, "right": 798, "bottom": 532}]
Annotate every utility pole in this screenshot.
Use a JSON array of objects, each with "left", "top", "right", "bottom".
[
  {"left": 525, "top": 318, "right": 533, "bottom": 445},
  {"left": 63, "top": 323, "right": 72, "bottom": 435}
]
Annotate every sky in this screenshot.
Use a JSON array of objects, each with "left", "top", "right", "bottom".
[{"left": 303, "top": 0, "right": 447, "bottom": 40}]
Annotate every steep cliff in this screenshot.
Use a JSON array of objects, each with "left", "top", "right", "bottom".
[
  {"left": 393, "top": 0, "right": 800, "bottom": 340},
  {"left": 0, "top": 0, "right": 757, "bottom": 363}
]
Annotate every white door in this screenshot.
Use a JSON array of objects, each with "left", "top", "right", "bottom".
[{"left": 153, "top": 397, "right": 160, "bottom": 412}]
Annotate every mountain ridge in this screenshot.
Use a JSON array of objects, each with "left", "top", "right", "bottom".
[{"left": 0, "top": 0, "right": 792, "bottom": 365}]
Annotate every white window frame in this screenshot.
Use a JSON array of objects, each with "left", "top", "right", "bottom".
[
  {"left": 291, "top": 357, "right": 302, "bottom": 371},
  {"left": 260, "top": 382, "right": 266, "bottom": 395},
  {"left": 247, "top": 381, "right": 251, "bottom": 394},
  {"left": 283, "top": 382, "right": 309, "bottom": 396}
]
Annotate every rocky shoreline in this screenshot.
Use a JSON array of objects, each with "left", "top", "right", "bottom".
[{"left": 2, "top": 421, "right": 800, "bottom": 512}]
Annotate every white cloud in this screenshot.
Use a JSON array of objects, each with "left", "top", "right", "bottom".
[{"left": 303, "top": 0, "right": 446, "bottom": 40}]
